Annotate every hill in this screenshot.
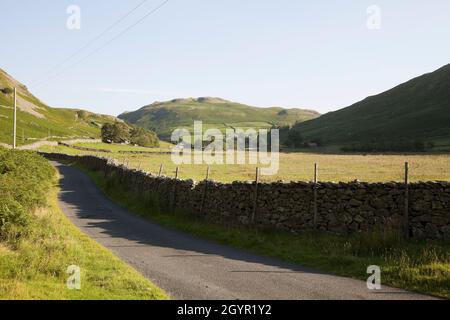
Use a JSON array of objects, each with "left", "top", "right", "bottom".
[
  {"left": 287, "top": 63, "right": 450, "bottom": 151},
  {"left": 0, "top": 68, "right": 117, "bottom": 146},
  {"left": 118, "top": 97, "right": 320, "bottom": 140}
]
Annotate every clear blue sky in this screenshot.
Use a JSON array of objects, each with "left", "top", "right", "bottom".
[{"left": 1, "top": 0, "right": 449, "bottom": 116}]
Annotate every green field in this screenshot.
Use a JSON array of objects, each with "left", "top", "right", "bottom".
[
  {"left": 73, "top": 141, "right": 174, "bottom": 153},
  {"left": 39, "top": 142, "right": 450, "bottom": 183}
]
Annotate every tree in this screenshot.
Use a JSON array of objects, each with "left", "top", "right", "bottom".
[
  {"left": 101, "top": 122, "right": 130, "bottom": 144},
  {"left": 101, "top": 123, "right": 115, "bottom": 143},
  {"left": 101, "top": 122, "right": 159, "bottom": 147}
]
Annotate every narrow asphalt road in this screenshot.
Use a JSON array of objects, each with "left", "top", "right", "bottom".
[{"left": 53, "top": 162, "right": 434, "bottom": 300}]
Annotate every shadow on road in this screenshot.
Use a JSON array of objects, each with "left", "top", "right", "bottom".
[{"left": 56, "top": 162, "right": 329, "bottom": 276}]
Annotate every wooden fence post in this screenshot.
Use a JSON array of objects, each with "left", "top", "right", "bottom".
[
  {"left": 155, "top": 164, "right": 164, "bottom": 193},
  {"left": 200, "top": 166, "right": 210, "bottom": 216},
  {"left": 251, "top": 167, "right": 260, "bottom": 224},
  {"left": 313, "top": 163, "right": 318, "bottom": 229},
  {"left": 404, "top": 162, "right": 410, "bottom": 239},
  {"left": 172, "top": 166, "right": 179, "bottom": 210}
]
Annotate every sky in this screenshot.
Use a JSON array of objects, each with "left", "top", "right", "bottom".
[{"left": 1, "top": 0, "right": 450, "bottom": 116}]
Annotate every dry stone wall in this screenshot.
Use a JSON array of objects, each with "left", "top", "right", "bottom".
[
  {"left": 58, "top": 141, "right": 112, "bottom": 153},
  {"left": 42, "top": 153, "right": 450, "bottom": 240}
]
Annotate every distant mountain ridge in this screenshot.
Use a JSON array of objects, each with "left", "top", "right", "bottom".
[
  {"left": 0, "top": 68, "right": 117, "bottom": 146},
  {"left": 287, "top": 63, "right": 450, "bottom": 151},
  {"left": 119, "top": 97, "right": 320, "bottom": 140}
]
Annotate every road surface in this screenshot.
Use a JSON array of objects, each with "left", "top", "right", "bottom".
[{"left": 53, "top": 162, "right": 434, "bottom": 300}]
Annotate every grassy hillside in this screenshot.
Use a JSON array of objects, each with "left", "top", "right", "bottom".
[
  {"left": 0, "top": 69, "right": 117, "bottom": 146},
  {"left": 288, "top": 63, "right": 450, "bottom": 150},
  {"left": 119, "top": 97, "right": 320, "bottom": 140}
]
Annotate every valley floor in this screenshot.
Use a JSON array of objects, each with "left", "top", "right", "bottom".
[{"left": 39, "top": 142, "right": 450, "bottom": 183}]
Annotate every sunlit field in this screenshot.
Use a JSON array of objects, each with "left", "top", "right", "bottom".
[
  {"left": 39, "top": 143, "right": 450, "bottom": 183},
  {"left": 73, "top": 141, "right": 174, "bottom": 153}
]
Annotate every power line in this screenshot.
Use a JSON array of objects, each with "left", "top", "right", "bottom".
[
  {"left": 33, "top": 0, "right": 169, "bottom": 89},
  {"left": 30, "top": 0, "right": 149, "bottom": 86},
  {"left": 31, "top": 0, "right": 165, "bottom": 88}
]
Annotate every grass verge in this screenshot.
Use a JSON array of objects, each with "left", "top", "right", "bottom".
[
  {"left": 0, "top": 150, "right": 168, "bottom": 300},
  {"left": 0, "top": 179, "right": 168, "bottom": 300},
  {"left": 83, "top": 167, "right": 450, "bottom": 299}
]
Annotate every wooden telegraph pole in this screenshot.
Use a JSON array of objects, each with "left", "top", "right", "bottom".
[{"left": 13, "top": 88, "right": 17, "bottom": 149}]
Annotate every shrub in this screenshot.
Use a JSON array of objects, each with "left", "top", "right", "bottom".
[
  {"left": 0, "top": 148, "right": 54, "bottom": 240},
  {"left": 130, "top": 127, "right": 159, "bottom": 148},
  {"left": 286, "top": 129, "right": 304, "bottom": 148},
  {"left": 0, "top": 195, "right": 28, "bottom": 237},
  {"left": 341, "top": 139, "right": 432, "bottom": 153},
  {"left": 76, "top": 110, "right": 89, "bottom": 121},
  {"left": 0, "top": 87, "right": 13, "bottom": 95}
]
